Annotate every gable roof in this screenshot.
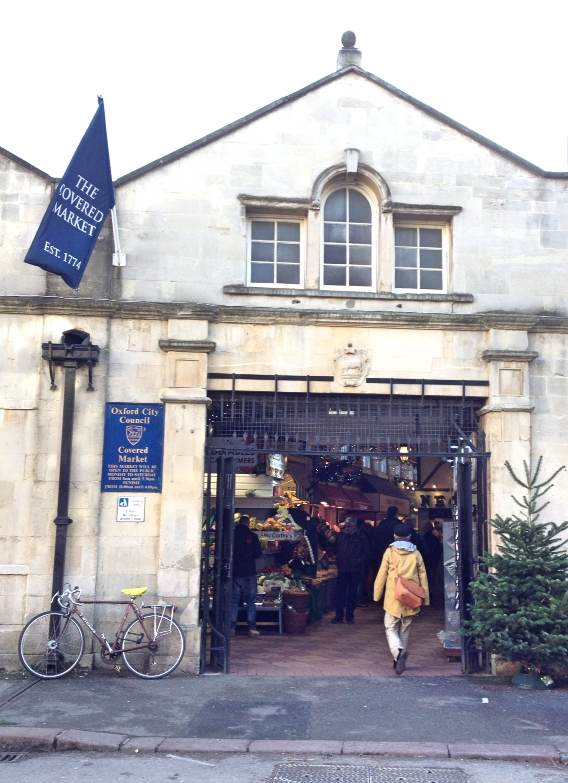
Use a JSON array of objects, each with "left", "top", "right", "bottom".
[
  {"left": 115, "top": 64, "right": 568, "bottom": 187},
  {"left": 0, "top": 145, "right": 55, "bottom": 182}
]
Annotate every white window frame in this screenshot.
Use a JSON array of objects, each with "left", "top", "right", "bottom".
[
  {"left": 246, "top": 216, "right": 305, "bottom": 289},
  {"left": 320, "top": 185, "right": 378, "bottom": 292},
  {"left": 393, "top": 222, "right": 449, "bottom": 294}
]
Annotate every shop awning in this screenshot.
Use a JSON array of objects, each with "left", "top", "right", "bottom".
[{"left": 315, "top": 484, "right": 372, "bottom": 510}]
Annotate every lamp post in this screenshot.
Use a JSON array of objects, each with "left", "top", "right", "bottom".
[{"left": 42, "top": 329, "right": 100, "bottom": 609}]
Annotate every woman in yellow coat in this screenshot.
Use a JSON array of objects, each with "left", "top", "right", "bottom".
[{"left": 373, "top": 521, "right": 430, "bottom": 675}]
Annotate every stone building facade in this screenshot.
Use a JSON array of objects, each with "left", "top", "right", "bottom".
[{"left": 1, "top": 37, "right": 568, "bottom": 671}]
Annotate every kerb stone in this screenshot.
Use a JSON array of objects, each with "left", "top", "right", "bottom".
[
  {"left": 448, "top": 743, "right": 559, "bottom": 762},
  {"left": 158, "top": 737, "right": 250, "bottom": 753},
  {"left": 0, "top": 727, "right": 61, "bottom": 752},
  {"left": 121, "top": 736, "right": 166, "bottom": 753},
  {"left": 249, "top": 739, "right": 343, "bottom": 754},
  {"left": 55, "top": 729, "right": 128, "bottom": 752},
  {"left": 343, "top": 741, "right": 449, "bottom": 758}
]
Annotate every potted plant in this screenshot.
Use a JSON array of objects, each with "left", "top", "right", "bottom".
[{"left": 468, "top": 458, "right": 568, "bottom": 688}]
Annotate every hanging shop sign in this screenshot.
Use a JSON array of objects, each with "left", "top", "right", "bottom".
[
  {"left": 266, "top": 453, "right": 287, "bottom": 479},
  {"left": 101, "top": 403, "right": 164, "bottom": 492}
]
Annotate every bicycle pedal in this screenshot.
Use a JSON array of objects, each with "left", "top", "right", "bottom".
[{"left": 113, "top": 664, "right": 122, "bottom": 673}]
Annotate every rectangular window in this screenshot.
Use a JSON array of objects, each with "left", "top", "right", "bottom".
[
  {"left": 248, "top": 219, "right": 303, "bottom": 287},
  {"left": 394, "top": 225, "right": 446, "bottom": 291}
]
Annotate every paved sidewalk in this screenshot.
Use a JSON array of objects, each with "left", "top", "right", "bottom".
[{"left": 0, "top": 671, "right": 566, "bottom": 765}]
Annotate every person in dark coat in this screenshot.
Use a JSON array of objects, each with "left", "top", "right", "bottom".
[
  {"left": 356, "top": 517, "right": 374, "bottom": 606},
  {"left": 332, "top": 516, "right": 366, "bottom": 624},
  {"left": 372, "top": 506, "right": 400, "bottom": 573},
  {"left": 419, "top": 521, "right": 444, "bottom": 607},
  {"left": 231, "top": 515, "right": 262, "bottom": 636}
]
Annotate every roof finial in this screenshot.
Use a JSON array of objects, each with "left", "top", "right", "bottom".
[
  {"left": 341, "top": 31, "right": 356, "bottom": 48},
  {"left": 337, "top": 31, "right": 362, "bottom": 70}
]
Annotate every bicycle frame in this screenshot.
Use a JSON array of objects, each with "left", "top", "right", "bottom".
[{"left": 62, "top": 598, "right": 175, "bottom": 656}]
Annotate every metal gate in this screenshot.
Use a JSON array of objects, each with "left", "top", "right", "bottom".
[{"left": 200, "top": 391, "right": 489, "bottom": 674}]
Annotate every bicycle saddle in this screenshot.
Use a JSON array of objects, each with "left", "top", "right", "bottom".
[{"left": 121, "top": 586, "right": 148, "bottom": 597}]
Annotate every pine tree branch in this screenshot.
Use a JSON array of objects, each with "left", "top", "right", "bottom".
[
  {"left": 505, "top": 461, "right": 528, "bottom": 489},
  {"left": 531, "top": 456, "right": 543, "bottom": 486}
]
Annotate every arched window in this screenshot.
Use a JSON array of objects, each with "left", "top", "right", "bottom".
[{"left": 322, "top": 188, "right": 374, "bottom": 288}]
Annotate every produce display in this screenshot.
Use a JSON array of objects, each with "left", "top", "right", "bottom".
[{"left": 249, "top": 498, "right": 303, "bottom": 534}]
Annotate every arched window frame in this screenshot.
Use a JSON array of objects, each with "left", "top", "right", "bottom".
[{"left": 320, "top": 182, "right": 379, "bottom": 291}]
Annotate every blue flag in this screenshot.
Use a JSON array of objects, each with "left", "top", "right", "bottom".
[{"left": 24, "top": 98, "right": 115, "bottom": 289}]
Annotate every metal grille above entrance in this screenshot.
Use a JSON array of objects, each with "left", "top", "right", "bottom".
[{"left": 207, "top": 391, "right": 484, "bottom": 457}]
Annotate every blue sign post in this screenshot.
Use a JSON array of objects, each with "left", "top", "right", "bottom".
[{"left": 101, "top": 403, "right": 164, "bottom": 492}]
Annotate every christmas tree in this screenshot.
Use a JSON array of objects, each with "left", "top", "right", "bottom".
[{"left": 468, "top": 458, "right": 568, "bottom": 675}]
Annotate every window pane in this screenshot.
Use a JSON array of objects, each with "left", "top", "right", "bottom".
[
  {"left": 349, "top": 224, "right": 371, "bottom": 244},
  {"left": 324, "top": 223, "right": 346, "bottom": 243},
  {"left": 277, "top": 242, "right": 299, "bottom": 262},
  {"left": 420, "top": 249, "right": 443, "bottom": 269},
  {"left": 277, "top": 222, "right": 300, "bottom": 241},
  {"left": 349, "top": 190, "right": 372, "bottom": 222},
  {"left": 350, "top": 245, "right": 372, "bottom": 265},
  {"left": 395, "top": 247, "right": 417, "bottom": 268},
  {"left": 324, "top": 244, "right": 346, "bottom": 264},
  {"left": 324, "top": 266, "right": 346, "bottom": 286},
  {"left": 251, "top": 241, "right": 274, "bottom": 262},
  {"left": 395, "top": 227, "right": 417, "bottom": 247},
  {"left": 250, "top": 263, "right": 274, "bottom": 284},
  {"left": 324, "top": 190, "right": 347, "bottom": 221},
  {"left": 395, "top": 269, "right": 417, "bottom": 289},
  {"left": 251, "top": 221, "right": 274, "bottom": 240},
  {"left": 277, "top": 264, "right": 300, "bottom": 285},
  {"left": 420, "top": 228, "right": 443, "bottom": 248},
  {"left": 349, "top": 267, "right": 372, "bottom": 287},
  {"left": 420, "top": 270, "right": 443, "bottom": 290}
]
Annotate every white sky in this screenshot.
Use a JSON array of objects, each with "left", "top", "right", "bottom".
[{"left": 3, "top": 0, "right": 568, "bottom": 178}]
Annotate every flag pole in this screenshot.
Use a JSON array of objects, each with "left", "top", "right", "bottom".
[{"left": 111, "top": 206, "right": 126, "bottom": 267}]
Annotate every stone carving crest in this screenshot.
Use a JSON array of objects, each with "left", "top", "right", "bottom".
[{"left": 333, "top": 343, "right": 370, "bottom": 387}]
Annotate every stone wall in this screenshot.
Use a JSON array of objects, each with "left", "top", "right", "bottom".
[{"left": 111, "top": 73, "right": 568, "bottom": 313}]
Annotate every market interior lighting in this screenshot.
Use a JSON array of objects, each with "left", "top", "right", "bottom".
[{"left": 398, "top": 444, "right": 410, "bottom": 462}]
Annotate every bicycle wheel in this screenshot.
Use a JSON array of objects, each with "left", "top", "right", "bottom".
[
  {"left": 19, "top": 611, "right": 84, "bottom": 679},
  {"left": 121, "top": 613, "right": 185, "bottom": 679}
]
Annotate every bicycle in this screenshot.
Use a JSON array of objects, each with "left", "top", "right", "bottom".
[{"left": 18, "top": 584, "right": 185, "bottom": 680}]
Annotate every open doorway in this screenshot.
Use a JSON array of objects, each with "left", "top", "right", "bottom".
[{"left": 201, "top": 391, "right": 488, "bottom": 676}]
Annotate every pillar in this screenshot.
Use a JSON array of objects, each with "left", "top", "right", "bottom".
[
  {"left": 479, "top": 329, "right": 537, "bottom": 550},
  {"left": 158, "top": 320, "right": 214, "bottom": 672}
]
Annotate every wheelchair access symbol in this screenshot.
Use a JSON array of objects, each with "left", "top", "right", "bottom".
[{"left": 116, "top": 496, "right": 145, "bottom": 522}]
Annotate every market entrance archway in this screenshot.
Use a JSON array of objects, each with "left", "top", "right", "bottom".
[{"left": 201, "top": 390, "right": 489, "bottom": 675}]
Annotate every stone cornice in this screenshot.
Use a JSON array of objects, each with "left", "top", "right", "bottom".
[
  {"left": 160, "top": 390, "right": 211, "bottom": 404},
  {"left": 3, "top": 295, "right": 568, "bottom": 333},
  {"left": 159, "top": 339, "right": 216, "bottom": 353},
  {"left": 481, "top": 350, "right": 539, "bottom": 363},
  {"left": 238, "top": 194, "right": 311, "bottom": 215},
  {"left": 382, "top": 202, "right": 463, "bottom": 218},
  {"left": 479, "top": 403, "right": 534, "bottom": 416},
  {"left": 223, "top": 285, "right": 473, "bottom": 303}
]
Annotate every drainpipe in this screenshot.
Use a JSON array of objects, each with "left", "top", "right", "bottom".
[{"left": 42, "top": 329, "right": 100, "bottom": 609}]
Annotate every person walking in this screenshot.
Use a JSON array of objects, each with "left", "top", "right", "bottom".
[
  {"left": 332, "top": 516, "right": 366, "bottom": 624},
  {"left": 371, "top": 506, "right": 400, "bottom": 575},
  {"left": 231, "top": 515, "right": 262, "bottom": 636},
  {"left": 373, "top": 521, "right": 429, "bottom": 674}
]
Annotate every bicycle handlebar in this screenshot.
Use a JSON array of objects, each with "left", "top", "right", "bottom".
[{"left": 54, "top": 584, "right": 82, "bottom": 608}]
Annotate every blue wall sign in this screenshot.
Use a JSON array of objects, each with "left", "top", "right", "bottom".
[{"left": 101, "top": 403, "right": 164, "bottom": 492}]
